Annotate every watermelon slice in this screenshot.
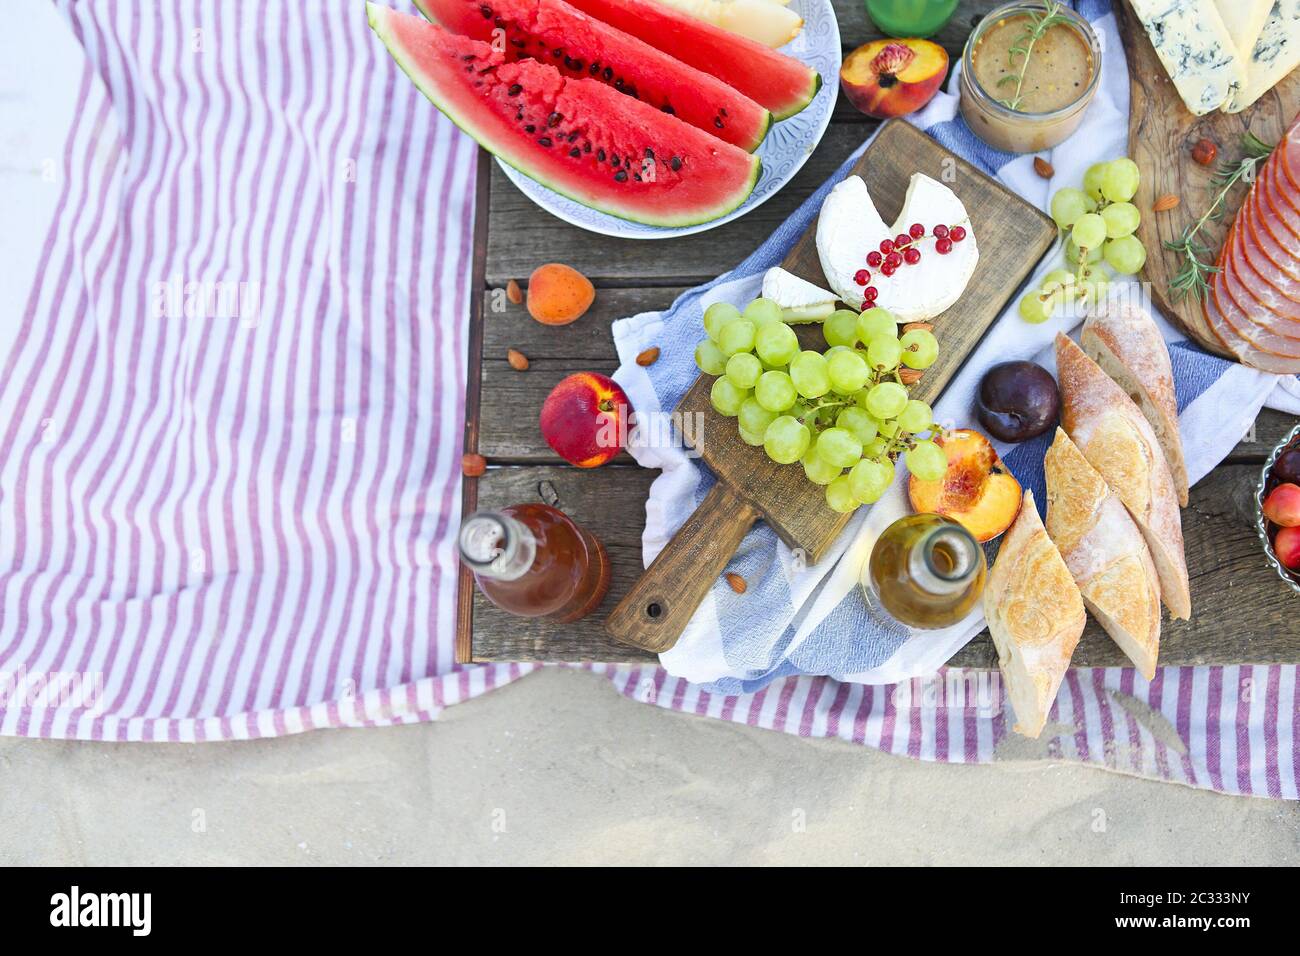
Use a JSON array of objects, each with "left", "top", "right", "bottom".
[
  {"left": 562, "top": 0, "right": 820, "bottom": 120},
  {"left": 414, "top": 0, "right": 772, "bottom": 152},
  {"left": 368, "top": 4, "right": 762, "bottom": 227}
]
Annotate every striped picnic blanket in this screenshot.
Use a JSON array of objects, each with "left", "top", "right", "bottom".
[{"left": 0, "top": 0, "right": 529, "bottom": 739}]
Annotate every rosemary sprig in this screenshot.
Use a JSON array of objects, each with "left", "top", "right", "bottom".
[
  {"left": 995, "top": 0, "right": 1073, "bottom": 111},
  {"left": 1164, "top": 132, "right": 1275, "bottom": 301}
]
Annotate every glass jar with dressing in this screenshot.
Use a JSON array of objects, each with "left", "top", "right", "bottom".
[{"left": 959, "top": 1, "right": 1101, "bottom": 154}]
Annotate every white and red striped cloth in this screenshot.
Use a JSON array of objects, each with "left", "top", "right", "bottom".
[
  {"left": 0, "top": 0, "right": 530, "bottom": 739},
  {"left": 1, "top": 0, "right": 1296, "bottom": 800}
]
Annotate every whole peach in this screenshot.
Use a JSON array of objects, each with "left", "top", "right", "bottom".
[
  {"left": 1263, "top": 482, "right": 1300, "bottom": 527},
  {"left": 540, "top": 372, "right": 631, "bottom": 468},
  {"left": 1274, "top": 525, "right": 1300, "bottom": 571}
]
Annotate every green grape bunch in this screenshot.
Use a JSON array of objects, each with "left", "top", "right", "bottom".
[
  {"left": 1021, "top": 157, "right": 1147, "bottom": 324},
  {"left": 696, "top": 299, "right": 948, "bottom": 513}
]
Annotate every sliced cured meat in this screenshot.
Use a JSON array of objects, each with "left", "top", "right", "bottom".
[
  {"left": 1257, "top": 159, "right": 1300, "bottom": 246},
  {"left": 1259, "top": 155, "right": 1300, "bottom": 238},
  {"left": 1212, "top": 223, "right": 1300, "bottom": 356},
  {"left": 1205, "top": 283, "right": 1300, "bottom": 372},
  {"left": 1278, "top": 122, "right": 1300, "bottom": 198},
  {"left": 1223, "top": 250, "right": 1300, "bottom": 346},
  {"left": 1230, "top": 188, "right": 1300, "bottom": 318},
  {"left": 1246, "top": 161, "right": 1300, "bottom": 283}
]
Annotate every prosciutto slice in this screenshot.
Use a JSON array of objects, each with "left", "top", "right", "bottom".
[{"left": 1203, "top": 113, "right": 1300, "bottom": 371}]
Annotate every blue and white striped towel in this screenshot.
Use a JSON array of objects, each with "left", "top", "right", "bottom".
[{"left": 611, "top": 0, "right": 1300, "bottom": 693}]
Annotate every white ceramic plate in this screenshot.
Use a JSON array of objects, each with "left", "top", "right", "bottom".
[{"left": 496, "top": 0, "right": 842, "bottom": 238}]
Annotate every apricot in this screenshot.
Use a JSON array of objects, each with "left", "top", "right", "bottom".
[
  {"left": 907, "top": 428, "right": 1022, "bottom": 542},
  {"left": 527, "top": 263, "right": 595, "bottom": 326}
]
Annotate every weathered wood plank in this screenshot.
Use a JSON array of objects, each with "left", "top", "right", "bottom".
[
  {"left": 457, "top": 150, "right": 494, "bottom": 665},
  {"left": 478, "top": 281, "right": 1297, "bottom": 463},
  {"left": 470, "top": 461, "right": 1300, "bottom": 666},
  {"left": 471, "top": 465, "right": 656, "bottom": 662},
  {"left": 478, "top": 287, "right": 689, "bottom": 459},
  {"left": 486, "top": 123, "right": 874, "bottom": 286}
]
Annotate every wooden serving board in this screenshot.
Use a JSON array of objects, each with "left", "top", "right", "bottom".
[
  {"left": 604, "top": 119, "right": 1056, "bottom": 653},
  {"left": 1117, "top": 0, "right": 1300, "bottom": 357}
]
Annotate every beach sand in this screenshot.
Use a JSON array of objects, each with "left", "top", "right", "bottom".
[{"left": 1, "top": 668, "right": 1296, "bottom": 865}]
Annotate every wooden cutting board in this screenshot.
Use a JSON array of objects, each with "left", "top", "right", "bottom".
[
  {"left": 604, "top": 119, "right": 1056, "bottom": 654},
  {"left": 1116, "top": 0, "right": 1300, "bottom": 357}
]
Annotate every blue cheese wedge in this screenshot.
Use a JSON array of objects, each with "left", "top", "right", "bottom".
[
  {"left": 1130, "top": 0, "right": 1245, "bottom": 115},
  {"left": 1214, "top": 0, "right": 1274, "bottom": 60},
  {"left": 1226, "top": 0, "right": 1300, "bottom": 112}
]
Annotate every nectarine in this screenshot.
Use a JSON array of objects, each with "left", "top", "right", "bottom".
[
  {"left": 1263, "top": 482, "right": 1300, "bottom": 527},
  {"left": 907, "top": 428, "right": 1022, "bottom": 542},
  {"left": 540, "top": 372, "right": 631, "bottom": 468},
  {"left": 1275, "top": 525, "right": 1300, "bottom": 571},
  {"left": 840, "top": 39, "right": 948, "bottom": 120}
]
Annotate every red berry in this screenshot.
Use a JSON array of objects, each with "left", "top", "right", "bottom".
[
  {"left": 863, "top": 285, "right": 878, "bottom": 301},
  {"left": 935, "top": 237, "right": 953, "bottom": 254},
  {"left": 895, "top": 233, "right": 911, "bottom": 248},
  {"left": 866, "top": 250, "right": 882, "bottom": 267},
  {"left": 885, "top": 251, "right": 902, "bottom": 268},
  {"left": 933, "top": 224, "right": 949, "bottom": 239},
  {"left": 853, "top": 269, "right": 869, "bottom": 285},
  {"left": 903, "top": 247, "right": 920, "bottom": 264},
  {"left": 950, "top": 225, "right": 967, "bottom": 242},
  {"left": 881, "top": 261, "right": 897, "bottom": 277},
  {"left": 909, "top": 223, "right": 925, "bottom": 239},
  {"left": 879, "top": 239, "right": 894, "bottom": 255}
]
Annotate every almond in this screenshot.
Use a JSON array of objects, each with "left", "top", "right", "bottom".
[
  {"left": 507, "top": 348, "right": 529, "bottom": 371},
  {"left": 1033, "top": 156, "right": 1054, "bottom": 179},
  {"left": 901, "top": 321, "right": 933, "bottom": 334},
  {"left": 1152, "top": 194, "right": 1180, "bottom": 212},
  {"left": 899, "top": 368, "right": 923, "bottom": 386},
  {"left": 506, "top": 279, "right": 523, "bottom": 304},
  {"left": 724, "top": 572, "right": 747, "bottom": 594},
  {"left": 461, "top": 453, "right": 486, "bottom": 477},
  {"left": 636, "top": 346, "right": 660, "bottom": 367}
]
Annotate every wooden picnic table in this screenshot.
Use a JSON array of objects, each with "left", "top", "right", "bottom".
[{"left": 457, "top": 0, "right": 1300, "bottom": 669}]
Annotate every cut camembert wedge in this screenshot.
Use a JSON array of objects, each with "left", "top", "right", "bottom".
[
  {"left": 760, "top": 266, "right": 838, "bottom": 322},
  {"left": 816, "top": 173, "right": 978, "bottom": 320}
]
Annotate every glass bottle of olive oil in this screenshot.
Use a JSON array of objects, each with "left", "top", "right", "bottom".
[{"left": 864, "top": 513, "right": 985, "bottom": 629}]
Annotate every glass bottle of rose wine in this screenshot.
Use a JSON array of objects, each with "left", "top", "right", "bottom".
[{"left": 458, "top": 504, "right": 610, "bottom": 622}]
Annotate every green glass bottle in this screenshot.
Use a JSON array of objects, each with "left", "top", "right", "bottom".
[{"left": 865, "top": 0, "right": 958, "bottom": 39}]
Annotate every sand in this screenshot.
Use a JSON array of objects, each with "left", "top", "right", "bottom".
[{"left": 1, "top": 668, "right": 1296, "bottom": 865}]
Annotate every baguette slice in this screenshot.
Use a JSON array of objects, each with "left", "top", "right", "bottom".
[
  {"left": 1082, "top": 297, "right": 1188, "bottom": 506},
  {"left": 1056, "top": 334, "right": 1191, "bottom": 620},
  {"left": 1044, "top": 428, "right": 1161, "bottom": 679},
  {"left": 984, "top": 490, "right": 1086, "bottom": 738}
]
